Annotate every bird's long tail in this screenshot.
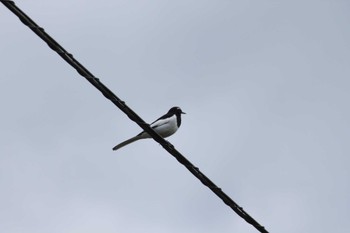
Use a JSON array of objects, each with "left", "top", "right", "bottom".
[{"left": 112, "top": 134, "right": 145, "bottom": 151}]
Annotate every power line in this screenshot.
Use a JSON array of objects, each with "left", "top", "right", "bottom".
[{"left": 1, "top": 1, "right": 269, "bottom": 232}]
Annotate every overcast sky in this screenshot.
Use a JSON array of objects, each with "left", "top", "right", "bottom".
[{"left": 1, "top": 1, "right": 350, "bottom": 232}]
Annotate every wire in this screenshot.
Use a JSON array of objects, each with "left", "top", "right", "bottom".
[{"left": 1, "top": 1, "right": 269, "bottom": 232}]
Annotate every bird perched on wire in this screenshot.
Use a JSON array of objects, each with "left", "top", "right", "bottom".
[{"left": 112, "top": 106, "right": 186, "bottom": 151}]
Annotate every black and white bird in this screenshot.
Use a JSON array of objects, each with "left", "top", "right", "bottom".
[{"left": 112, "top": 107, "right": 185, "bottom": 151}]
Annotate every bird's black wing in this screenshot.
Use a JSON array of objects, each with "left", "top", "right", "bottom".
[{"left": 150, "top": 112, "right": 172, "bottom": 125}]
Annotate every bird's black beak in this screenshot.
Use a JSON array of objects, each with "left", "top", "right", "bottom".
[{"left": 181, "top": 111, "right": 186, "bottom": 114}]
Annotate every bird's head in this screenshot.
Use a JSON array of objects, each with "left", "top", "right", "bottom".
[{"left": 168, "top": 106, "right": 186, "bottom": 115}]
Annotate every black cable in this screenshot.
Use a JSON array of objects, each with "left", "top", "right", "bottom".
[{"left": 1, "top": 1, "right": 268, "bottom": 232}]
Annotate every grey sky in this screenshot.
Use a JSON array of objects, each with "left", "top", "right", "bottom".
[{"left": 1, "top": 1, "right": 349, "bottom": 232}]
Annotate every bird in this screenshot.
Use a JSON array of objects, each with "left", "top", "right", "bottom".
[{"left": 112, "top": 106, "right": 185, "bottom": 151}]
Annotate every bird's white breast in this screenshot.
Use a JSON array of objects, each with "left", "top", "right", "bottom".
[{"left": 150, "top": 114, "right": 178, "bottom": 138}]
